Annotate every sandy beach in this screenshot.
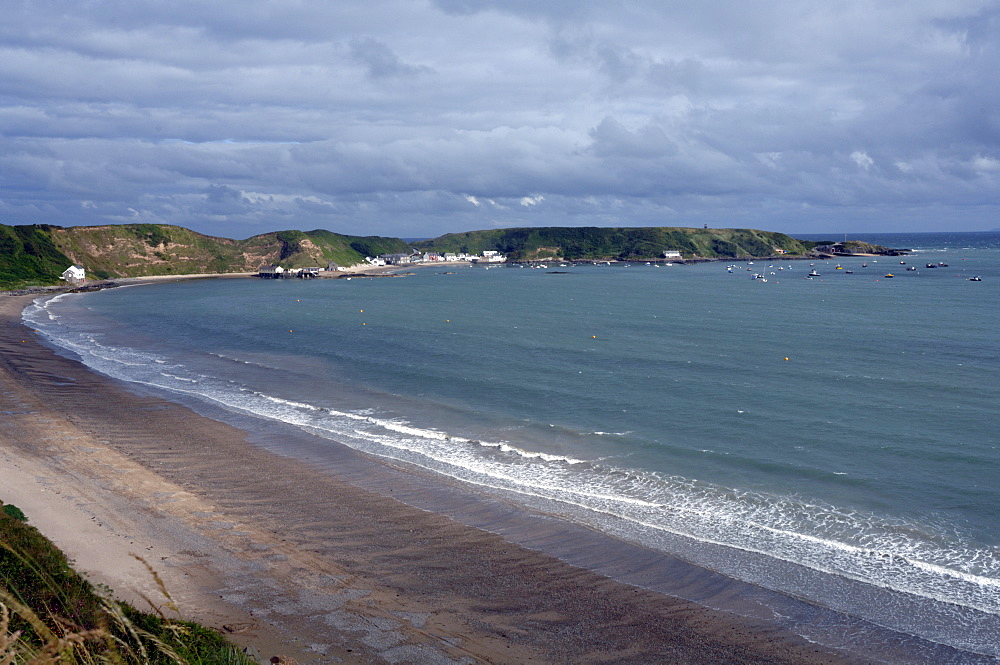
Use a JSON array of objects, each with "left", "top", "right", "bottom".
[{"left": 0, "top": 289, "right": 860, "bottom": 664}]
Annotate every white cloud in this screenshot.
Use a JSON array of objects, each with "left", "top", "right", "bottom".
[
  {"left": 972, "top": 155, "right": 1000, "bottom": 173},
  {"left": 851, "top": 151, "right": 875, "bottom": 171},
  {"left": 520, "top": 195, "right": 545, "bottom": 206}
]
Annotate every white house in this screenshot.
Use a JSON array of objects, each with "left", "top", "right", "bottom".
[
  {"left": 662, "top": 251, "right": 682, "bottom": 259},
  {"left": 473, "top": 250, "right": 507, "bottom": 263},
  {"left": 61, "top": 265, "right": 86, "bottom": 284}
]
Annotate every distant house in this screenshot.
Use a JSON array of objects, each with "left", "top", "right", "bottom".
[
  {"left": 471, "top": 250, "right": 507, "bottom": 264},
  {"left": 298, "top": 267, "right": 320, "bottom": 278},
  {"left": 61, "top": 265, "right": 86, "bottom": 284},
  {"left": 662, "top": 251, "right": 682, "bottom": 259},
  {"left": 258, "top": 265, "right": 285, "bottom": 278},
  {"left": 381, "top": 253, "right": 412, "bottom": 265}
]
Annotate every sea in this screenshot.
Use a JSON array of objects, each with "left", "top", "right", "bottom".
[{"left": 24, "top": 231, "right": 1000, "bottom": 663}]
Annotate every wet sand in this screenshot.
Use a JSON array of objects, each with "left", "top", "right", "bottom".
[{"left": 0, "top": 291, "right": 860, "bottom": 664}]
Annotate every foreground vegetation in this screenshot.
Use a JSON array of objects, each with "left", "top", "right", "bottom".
[{"left": 0, "top": 501, "right": 254, "bottom": 664}]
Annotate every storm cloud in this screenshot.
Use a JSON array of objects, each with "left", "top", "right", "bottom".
[{"left": 2, "top": 0, "right": 998, "bottom": 238}]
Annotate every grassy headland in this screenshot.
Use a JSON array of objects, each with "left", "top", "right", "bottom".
[
  {"left": 1, "top": 221, "right": 903, "bottom": 290},
  {"left": 413, "top": 226, "right": 813, "bottom": 261},
  {"left": 0, "top": 223, "right": 409, "bottom": 289}
]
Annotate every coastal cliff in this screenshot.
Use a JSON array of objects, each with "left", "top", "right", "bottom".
[{"left": 0, "top": 223, "right": 408, "bottom": 288}]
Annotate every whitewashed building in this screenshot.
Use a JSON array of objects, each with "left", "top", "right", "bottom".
[
  {"left": 61, "top": 265, "right": 86, "bottom": 284},
  {"left": 471, "top": 250, "right": 507, "bottom": 264}
]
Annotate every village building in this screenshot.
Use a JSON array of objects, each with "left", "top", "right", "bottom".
[
  {"left": 258, "top": 265, "right": 285, "bottom": 278},
  {"left": 60, "top": 265, "right": 86, "bottom": 284},
  {"left": 471, "top": 250, "right": 507, "bottom": 263},
  {"left": 662, "top": 251, "right": 682, "bottom": 259},
  {"left": 381, "top": 253, "right": 413, "bottom": 265}
]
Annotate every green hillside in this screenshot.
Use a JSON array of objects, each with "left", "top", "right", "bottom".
[
  {"left": 413, "top": 226, "right": 811, "bottom": 261},
  {"left": 0, "top": 223, "right": 410, "bottom": 288},
  {"left": 0, "top": 224, "right": 74, "bottom": 288}
]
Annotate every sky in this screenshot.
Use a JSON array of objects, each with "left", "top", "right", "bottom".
[{"left": 2, "top": 1, "right": 999, "bottom": 239}]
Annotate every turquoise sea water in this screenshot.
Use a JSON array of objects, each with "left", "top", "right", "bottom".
[{"left": 25, "top": 232, "right": 1000, "bottom": 662}]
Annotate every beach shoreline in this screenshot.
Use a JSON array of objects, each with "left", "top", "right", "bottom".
[{"left": 1, "top": 290, "right": 861, "bottom": 664}]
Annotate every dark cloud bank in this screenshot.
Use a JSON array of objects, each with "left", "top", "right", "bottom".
[{"left": 2, "top": 0, "right": 998, "bottom": 238}]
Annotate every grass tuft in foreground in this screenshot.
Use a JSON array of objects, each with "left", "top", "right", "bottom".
[{"left": 0, "top": 501, "right": 256, "bottom": 664}]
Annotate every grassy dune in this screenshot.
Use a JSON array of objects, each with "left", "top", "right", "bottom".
[{"left": 0, "top": 502, "right": 255, "bottom": 665}]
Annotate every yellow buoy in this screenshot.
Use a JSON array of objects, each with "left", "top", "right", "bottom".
[
  {"left": 784, "top": 357, "right": 789, "bottom": 361},
  {"left": 592, "top": 335, "right": 597, "bottom": 339}
]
